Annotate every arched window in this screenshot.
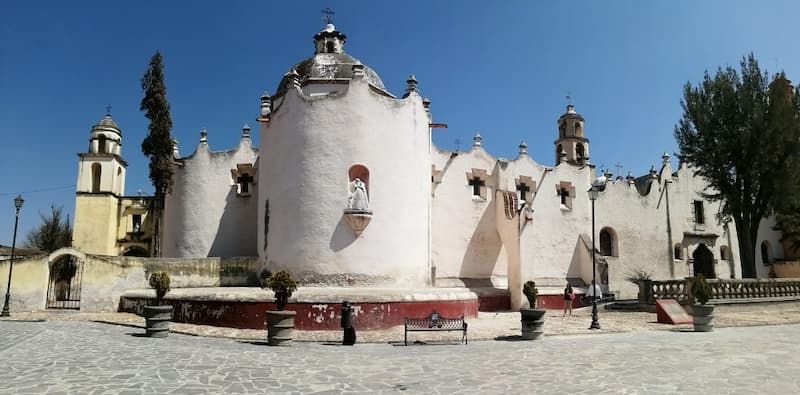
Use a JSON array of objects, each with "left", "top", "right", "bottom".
[
  {"left": 555, "top": 144, "right": 563, "bottom": 164},
  {"left": 326, "top": 41, "right": 335, "bottom": 53},
  {"left": 674, "top": 243, "right": 683, "bottom": 260},
  {"left": 574, "top": 121, "right": 582, "bottom": 135},
  {"left": 599, "top": 227, "right": 617, "bottom": 257},
  {"left": 761, "top": 241, "right": 771, "bottom": 265},
  {"left": 91, "top": 163, "right": 101, "bottom": 193},
  {"left": 98, "top": 135, "right": 107, "bottom": 153},
  {"left": 576, "top": 143, "right": 585, "bottom": 163}
]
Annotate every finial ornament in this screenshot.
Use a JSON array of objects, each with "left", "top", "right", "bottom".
[
  {"left": 566, "top": 90, "right": 572, "bottom": 106},
  {"left": 321, "top": 8, "right": 335, "bottom": 25},
  {"left": 519, "top": 141, "right": 528, "bottom": 155},
  {"left": 404, "top": 74, "right": 419, "bottom": 98},
  {"left": 473, "top": 132, "right": 482, "bottom": 148},
  {"left": 200, "top": 128, "right": 208, "bottom": 143},
  {"left": 105, "top": 104, "right": 112, "bottom": 116}
]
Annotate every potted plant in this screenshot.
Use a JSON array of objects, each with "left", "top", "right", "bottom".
[
  {"left": 263, "top": 270, "right": 298, "bottom": 346},
  {"left": 143, "top": 271, "right": 172, "bottom": 338},
  {"left": 690, "top": 274, "right": 715, "bottom": 332},
  {"left": 520, "top": 280, "right": 546, "bottom": 340}
]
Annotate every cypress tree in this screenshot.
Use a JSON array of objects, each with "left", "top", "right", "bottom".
[{"left": 140, "top": 51, "right": 174, "bottom": 257}]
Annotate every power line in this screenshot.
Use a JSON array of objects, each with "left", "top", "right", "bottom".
[{"left": 0, "top": 185, "right": 76, "bottom": 196}]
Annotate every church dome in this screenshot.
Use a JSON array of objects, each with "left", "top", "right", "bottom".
[
  {"left": 275, "top": 24, "right": 386, "bottom": 94},
  {"left": 91, "top": 113, "right": 121, "bottom": 137},
  {"left": 96, "top": 114, "right": 118, "bottom": 129}
]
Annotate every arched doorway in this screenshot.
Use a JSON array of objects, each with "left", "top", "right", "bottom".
[
  {"left": 46, "top": 249, "right": 84, "bottom": 309},
  {"left": 692, "top": 243, "right": 715, "bottom": 279}
]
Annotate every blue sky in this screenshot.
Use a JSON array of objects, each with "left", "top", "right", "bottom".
[{"left": 2, "top": 0, "right": 799, "bottom": 246}]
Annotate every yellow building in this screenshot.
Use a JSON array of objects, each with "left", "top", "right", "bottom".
[{"left": 72, "top": 112, "right": 153, "bottom": 256}]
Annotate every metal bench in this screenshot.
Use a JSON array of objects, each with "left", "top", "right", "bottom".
[{"left": 404, "top": 310, "right": 468, "bottom": 345}]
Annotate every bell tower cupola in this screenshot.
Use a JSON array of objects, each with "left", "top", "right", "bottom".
[
  {"left": 76, "top": 110, "right": 127, "bottom": 196},
  {"left": 314, "top": 23, "right": 346, "bottom": 55},
  {"left": 554, "top": 104, "right": 589, "bottom": 166}
]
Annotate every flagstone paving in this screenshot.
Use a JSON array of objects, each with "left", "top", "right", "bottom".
[{"left": 1, "top": 319, "right": 799, "bottom": 394}]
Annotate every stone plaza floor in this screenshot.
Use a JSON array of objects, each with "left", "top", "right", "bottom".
[{"left": 1, "top": 312, "right": 799, "bottom": 393}]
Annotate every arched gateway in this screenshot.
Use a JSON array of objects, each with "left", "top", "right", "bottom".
[{"left": 46, "top": 248, "right": 85, "bottom": 310}]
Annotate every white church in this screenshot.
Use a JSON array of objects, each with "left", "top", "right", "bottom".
[{"left": 71, "top": 23, "right": 786, "bottom": 309}]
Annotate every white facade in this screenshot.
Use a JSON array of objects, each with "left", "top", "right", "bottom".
[
  {"left": 162, "top": 127, "right": 259, "bottom": 258},
  {"left": 107, "top": 24, "right": 787, "bottom": 303}
]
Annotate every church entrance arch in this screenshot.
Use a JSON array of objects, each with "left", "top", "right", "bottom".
[
  {"left": 692, "top": 243, "right": 715, "bottom": 279},
  {"left": 46, "top": 249, "right": 84, "bottom": 310}
]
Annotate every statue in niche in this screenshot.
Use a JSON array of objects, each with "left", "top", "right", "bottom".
[{"left": 346, "top": 178, "right": 371, "bottom": 213}]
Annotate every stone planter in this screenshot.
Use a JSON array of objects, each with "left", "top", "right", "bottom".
[
  {"left": 520, "top": 308, "right": 546, "bottom": 340},
  {"left": 266, "top": 310, "right": 297, "bottom": 346},
  {"left": 143, "top": 305, "right": 173, "bottom": 338},
  {"left": 691, "top": 304, "right": 715, "bottom": 332}
]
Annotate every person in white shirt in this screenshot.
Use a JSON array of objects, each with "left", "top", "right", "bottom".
[{"left": 585, "top": 280, "right": 603, "bottom": 301}]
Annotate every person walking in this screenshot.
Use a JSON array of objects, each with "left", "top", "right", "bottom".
[{"left": 563, "top": 283, "right": 574, "bottom": 316}]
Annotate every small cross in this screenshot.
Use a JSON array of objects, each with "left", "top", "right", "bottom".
[
  {"left": 105, "top": 104, "right": 112, "bottom": 115},
  {"left": 615, "top": 162, "right": 624, "bottom": 176},
  {"left": 455, "top": 138, "right": 461, "bottom": 152},
  {"left": 321, "top": 8, "right": 334, "bottom": 24},
  {"left": 559, "top": 187, "right": 571, "bottom": 205},
  {"left": 516, "top": 182, "right": 531, "bottom": 202},
  {"left": 468, "top": 177, "right": 485, "bottom": 196},
  {"left": 237, "top": 173, "right": 254, "bottom": 194},
  {"left": 566, "top": 90, "right": 572, "bottom": 106}
]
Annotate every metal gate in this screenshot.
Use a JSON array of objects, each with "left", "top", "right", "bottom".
[{"left": 46, "top": 255, "right": 82, "bottom": 309}]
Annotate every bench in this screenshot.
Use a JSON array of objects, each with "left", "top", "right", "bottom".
[{"left": 404, "top": 310, "right": 468, "bottom": 345}]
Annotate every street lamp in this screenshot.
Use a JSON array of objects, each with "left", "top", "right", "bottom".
[
  {"left": 1, "top": 195, "right": 24, "bottom": 317},
  {"left": 587, "top": 177, "right": 605, "bottom": 330}
]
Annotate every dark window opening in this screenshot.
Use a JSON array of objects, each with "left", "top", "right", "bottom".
[
  {"left": 600, "top": 229, "right": 613, "bottom": 256},
  {"left": 98, "top": 135, "right": 107, "bottom": 153},
  {"left": 237, "top": 173, "right": 254, "bottom": 194},
  {"left": 326, "top": 41, "right": 335, "bottom": 53},
  {"left": 761, "top": 242, "right": 770, "bottom": 265},
  {"left": 693, "top": 200, "right": 705, "bottom": 224},
  {"left": 132, "top": 214, "right": 142, "bottom": 233}
]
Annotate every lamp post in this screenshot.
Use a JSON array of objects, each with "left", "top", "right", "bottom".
[
  {"left": 1, "top": 195, "right": 24, "bottom": 317},
  {"left": 587, "top": 177, "right": 604, "bottom": 330}
]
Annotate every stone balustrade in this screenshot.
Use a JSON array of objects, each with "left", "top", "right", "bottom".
[{"left": 639, "top": 278, "right": 800, "bottom": 305}]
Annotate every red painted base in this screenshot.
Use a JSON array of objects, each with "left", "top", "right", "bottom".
[
  {"left": 535, "top": 294, "right": 590, "bottom": 310},
  {"left": 120, "top": 297, "right": 479, "bottom": 331}
]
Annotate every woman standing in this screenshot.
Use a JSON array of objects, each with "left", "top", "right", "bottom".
[{"left": 563, "top": 283, "right": 574, "bottom": 316}]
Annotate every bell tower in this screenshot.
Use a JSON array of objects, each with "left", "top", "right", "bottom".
[
  {"left": 554, "top": 104, "right": 590, "bottom": 166},
  {"left": 73, "top": 111, "right": 128, "bottom": 255}
]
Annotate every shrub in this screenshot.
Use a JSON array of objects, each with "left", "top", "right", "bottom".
[
  {"left": 263, "top": 270, "right": 297, "bottom": 311},
  {"left": 691, "top": 274, "right": 712, "bottom": 305},
  {"left": 523, "top": 280, "right": 538, "bottom": 308},
  {"left": 149, "top": 271, "right": 171, "bottom": 305}
]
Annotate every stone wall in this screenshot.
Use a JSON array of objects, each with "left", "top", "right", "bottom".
[{"left": 0, "top": 248, "right": 259, "bottom": 313}]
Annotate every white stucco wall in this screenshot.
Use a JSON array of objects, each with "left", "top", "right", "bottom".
[
  {"left": 431, "top": 145, "right": 508, "bottom": 281},
  {"left": 258, "top": 77, "right": 430, "bottom": 286},
  {"left": 162, "top": 137, "right": 258, "bottom": 258}
]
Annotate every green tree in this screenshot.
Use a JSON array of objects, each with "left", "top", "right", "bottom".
[
  {"left": 140, "top": 51, "right": 174, "bottom": 257},
  {"left": 675, "top": 54, "right": 800, "bottom": 277},
  {"left": 24, "top": 205, "right": 72, "bottom": 253}
]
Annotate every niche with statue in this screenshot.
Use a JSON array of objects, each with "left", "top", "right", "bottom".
[{"left": 343, "top": 165, "right": 373, "bottom": 236}]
